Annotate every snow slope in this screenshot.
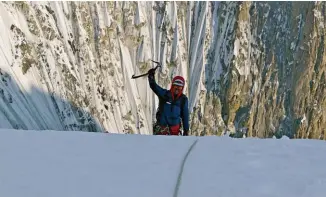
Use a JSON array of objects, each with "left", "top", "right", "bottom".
[{"left": 1, "top": 128, "right": 326, "bottom": 197}]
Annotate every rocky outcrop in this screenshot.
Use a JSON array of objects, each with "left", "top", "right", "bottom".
[{"left": 0, "top": 2, "right": 325, "bottom": 139}]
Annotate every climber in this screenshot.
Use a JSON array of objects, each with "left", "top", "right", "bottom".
[{"left": 148, "top": 68, "right": 189, "bottom": 136}]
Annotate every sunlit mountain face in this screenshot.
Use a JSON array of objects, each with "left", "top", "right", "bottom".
[{"left": 0, "top": 2, "right": 325, "bottom": 139}]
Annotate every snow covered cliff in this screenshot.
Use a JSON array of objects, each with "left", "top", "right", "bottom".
[{"left": 0, "top": 2, "right": 325, "bottom": 139}]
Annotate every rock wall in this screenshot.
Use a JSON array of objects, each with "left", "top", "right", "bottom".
[{"left": 0, "top": 2, "right": 325, "bottom": 139}]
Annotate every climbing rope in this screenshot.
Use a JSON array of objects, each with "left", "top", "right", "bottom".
[{"left": 173, "top": 138, "right": 199, "bottom": 197}]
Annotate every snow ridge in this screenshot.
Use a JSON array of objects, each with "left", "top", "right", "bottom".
[{"left": 2, "top": 128, "right": 326, "bottom": 197}]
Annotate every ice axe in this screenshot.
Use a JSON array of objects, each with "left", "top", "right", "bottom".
[{"left": 131, "top": 60, "right": 161, "bottom": 79}]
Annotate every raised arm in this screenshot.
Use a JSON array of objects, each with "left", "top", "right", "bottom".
[{"left": 148, "top": 69, "right": 167, "bottom": 98}]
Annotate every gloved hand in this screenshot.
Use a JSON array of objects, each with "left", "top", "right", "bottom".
[
  {"left": 148, "top": 68, "right": 156, "bottom": 76},
  {"left": 148, "top": 68, "right": 156, "bottom": 80}
]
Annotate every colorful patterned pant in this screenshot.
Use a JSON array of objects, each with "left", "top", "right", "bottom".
[{"left": 153, "top": 123, "right": 181, "bottom": 135}]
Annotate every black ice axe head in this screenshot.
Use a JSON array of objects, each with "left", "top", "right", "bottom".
[{"left": 131, "top": 60, "right": 161, "bottom": 79}]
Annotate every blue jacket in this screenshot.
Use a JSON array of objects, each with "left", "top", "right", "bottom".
[{"left": 149, "top": 76, "right": 189, "bottom": 132}]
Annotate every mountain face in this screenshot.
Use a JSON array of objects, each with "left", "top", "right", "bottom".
[{"left": 0, "top": 1, "right": 325, "bottom": 139}]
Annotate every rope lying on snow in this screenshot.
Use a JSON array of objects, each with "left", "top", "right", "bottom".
[{"left": 173, "top": 138, "right": 199, "bottom": 197}]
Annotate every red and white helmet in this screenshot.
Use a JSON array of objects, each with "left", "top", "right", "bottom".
[{"left": 170, "top": 76, "right": 185, "bottom": 99}]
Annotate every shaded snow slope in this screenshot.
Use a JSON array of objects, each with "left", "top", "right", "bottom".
[{"left": 1, "top": 128, "right": 326, "bottom": 197}]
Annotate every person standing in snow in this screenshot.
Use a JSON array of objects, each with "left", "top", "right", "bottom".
[{"left": 148, "top": 68, "right": 189, "bottom": 136}]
